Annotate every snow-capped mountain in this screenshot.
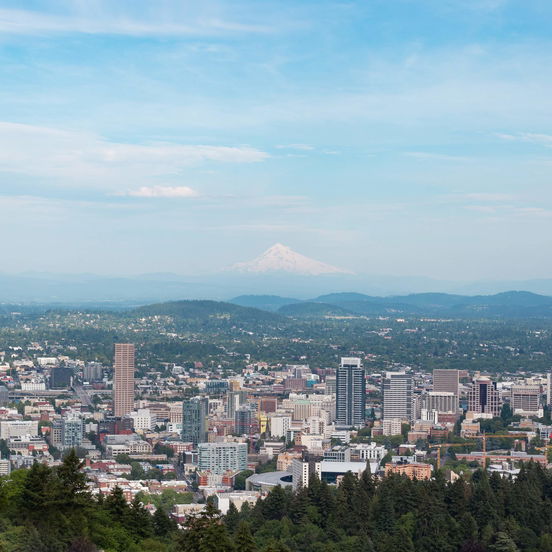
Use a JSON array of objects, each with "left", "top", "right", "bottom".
[{"left": 231, "top": 243, "right": 353, "bottom": 276}]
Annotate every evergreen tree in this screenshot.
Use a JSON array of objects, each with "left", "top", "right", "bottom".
[
  {"left": 289, "top": 485, "right": 310, "bottom": 525},
  {"left": 489, "top": 532, "right": 519, "bottom": 552},
  {"left": 386, "top": 526, "right": 415, "bottom": 552},
  {"left": 104, "top": 486, "right": 130, "bottom": 525},
  {"left": 234, "top": 522, "right": 257, "bottom": 552},
  {"left": 261, "top": 541, "right": 292, "bottom": 552},
  {"left": 198, "top": 519, "right": 234, "bottom": 552},
  {"left": 127, "top": 496, "right": 154, "bottom": 540},
  {"left": 57, "top": 449, "right": 89, "bottom": 499},
  {"left": 262, "top": 486, "right": 288, "bottom": 521},
  {"left": 152, "top": 506, "right": 175, "bottom": 538},
  {"left": 225, "top": 502, "right": 241, "bottom": 534}
]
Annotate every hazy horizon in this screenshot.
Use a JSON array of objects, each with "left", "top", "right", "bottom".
[{"left": 2, "top": 1, "right": 552, "bottom": 281}]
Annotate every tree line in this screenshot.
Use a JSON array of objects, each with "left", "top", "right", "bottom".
[{"left": 3, "top": 452, "right": 552, "bottom": 551}]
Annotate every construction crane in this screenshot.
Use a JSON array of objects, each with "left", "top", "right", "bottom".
[
  {"left": 430, "top": 432, "right": 531, "bottom": 469},
  {"left": 479, "top": 432, "right": 532, "bottom": 467},
  {"left": 429, "top": 443, "right": 476, "bottom": 469}
]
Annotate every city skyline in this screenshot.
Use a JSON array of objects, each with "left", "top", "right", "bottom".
[{"left": 1, "top": 1, "right": 552, "bottom": 281}]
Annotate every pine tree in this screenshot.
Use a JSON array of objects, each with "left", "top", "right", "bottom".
[
  {"left": 199, "top": 519, "right": 235, "bottom": 552},
  {"left": 446, "top": 477, "right": 469, "bottom": 516},
  {"left": 336, "top": 471, "right": 359, "bottom": 532},
  {"left": 57, "top": 449, "right": 89, "bottom": 498},
  {"left": 289, "top": 485, "right": 310, "bottom": 524},
  {"left": 386, "top": 526, "right": 415, "bottom": 552},
  {"left": 225, "top": 502, "right": 241, "bottom": 534},
  {"left": 489, "top": 532, "right": 519, "bottom": 552},
  {"left": 262, "top": 485, "right": 288, "bottom": 521},
  {"left": 104, "top": 486, "right": 129, "bottom": 525},
  {"left": 458, "top": 512, "right": 479, "bottom": 543},
  {"left": 359, "top": 462, "right": 375, "bottom": 498},
  {"left": 234, "top": 522, "right": 257, "bottom": 552},
  {"left": 261, "top": 541, "right": 292, "bottom": 552},
  {"left": 127, "top": 496, "right": 153, "bottom": 540},
  {"left": 152, "top": 506, "right": 175, "bottom": 537}
]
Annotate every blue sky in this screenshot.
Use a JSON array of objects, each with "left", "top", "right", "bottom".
[{"left": 1, "top": 0, "right": 552, "bottom": 280}]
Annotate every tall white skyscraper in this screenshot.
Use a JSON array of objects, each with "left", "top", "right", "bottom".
[
  {"left": 336, "top": 357, "right": 365, "bottom": 428},
  {"left": 383, "top": 371, "right": 413, "bottom": 422}
]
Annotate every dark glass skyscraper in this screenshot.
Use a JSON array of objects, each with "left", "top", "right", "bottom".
[
  {"left": 182, "top": 397, "right": 209, "bottom": 445},
  {"left": 336, "top": 357, "right": 365, "bottom": 428}
]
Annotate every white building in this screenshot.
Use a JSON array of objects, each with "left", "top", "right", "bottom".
[
  {"left": 129, "top": 409, "right": 153, "bottom": 431},
  {"left": 0, "top": 420, "right": 39, "bottom": 440},
  {"left": 20, "top": 382, "right": 46, "bottom": 392},
  {"left": 269, "top": 414, "right": 291, "bottom": 438},
  {"left": 306, "top": 416, "right": 326, "bottom": 436},
  {"left": 198, "top": 442, "right": 248, "bottom": 474},
  {"left": 510, "top": 385, "right": 542, "bottom": 417},
  {"left": 215, "top": 491, "right": 260, "bottom": 515},
  {"left": 382, "top": 418, "right": 402, "bottom": 436},
  {"left": 351, "top": 442, "right": 386, "bottom": 461},
  {"left": 0, "top": 459, "right": 10, "bottom": 475}
]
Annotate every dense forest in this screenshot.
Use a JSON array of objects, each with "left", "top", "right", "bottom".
[{"left": 4, "top": 452, "right": 552, "bottom": 551}]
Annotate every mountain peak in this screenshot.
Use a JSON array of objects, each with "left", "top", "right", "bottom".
[{"left": 231, "top": 243, "right": 353, "bottom": 276}]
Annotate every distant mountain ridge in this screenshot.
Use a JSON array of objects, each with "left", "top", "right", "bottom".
[{"left": 230, "top": 290, "right": 552, "bottom": 318}]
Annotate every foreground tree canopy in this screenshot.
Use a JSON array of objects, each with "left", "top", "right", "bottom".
[{"left": 2, "top": 453, "right": 552, "bottom": 551}]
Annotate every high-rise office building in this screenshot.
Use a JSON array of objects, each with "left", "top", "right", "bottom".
[
  {"left": 235, "top": 406, "right": 258, "bottom": 435},
  {"left": 336, "top": 357, "right": 365, "bottom": 428},
  {"left": 433, "top": 369, "right": 460, "bottom": 396},
  {"left": 383, "top": 372, "right": 413, "bottom": 422},
  {"left": 226, "top": 390, "right": 248, "bottom": 420},
  {"left": 198, "top": 442, "right": 247, "bottom": 474},
  {"left": 113, "top": 343, "right": 135, "bottom": 418},
  {"left": 83, "top": 363, "right": 103, "bottom": 382},
  {"left": 50, "top": 367, "right": 73, "bottom": 389},
  {"left": 424, "top": 391, "right": 457, "bottom": 414},
  {"left": 0, "top": 385, "right": 8, "bottom": 407},
  {"left": 61, "top": 417, "right": 84, "bottom": 449},
  {"left": 182, "top": 397, "right": 209, "bottom": 445},
  {"left": 467, "top": 378, "right": 501, "bottom": 418},
  {"left": 510, "top": 385, "right": 542, "bottom": 416}
]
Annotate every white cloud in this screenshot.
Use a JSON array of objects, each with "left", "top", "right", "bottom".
[
  {"left": 0, "top": 121, "right": 268, "bottom": 190},
  {"left": 497, "top": 132, "right": 552, "bottom": 147},
  {"left": 463, "top": 193, "right": 515, "bottom": 201},
  {"left": 0, "top": 7, "right": 270, "bottom": 36},
  {"left": 405, "top": 151, "right": 470, "bottom": 161},
  {"left": 124, "top": 185, "right": 199, "bottom": 198},
  {"left": 275, "top": 144, "right": 314, "bottom": 151}
]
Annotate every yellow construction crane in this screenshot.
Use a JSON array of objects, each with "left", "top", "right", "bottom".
[
  {"left": 430, "top": 432, "right": 531, "bottom": 469},
  {"left": 429, "top": 442, "right": 476, "bottom": 469}
]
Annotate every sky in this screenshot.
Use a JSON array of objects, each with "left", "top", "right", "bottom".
[{"left": 1, "top": 0, "right": 552, "bottom": 280}]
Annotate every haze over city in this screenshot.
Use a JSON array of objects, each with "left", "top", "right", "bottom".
[{"left": 2, "top": 0, "right": 552, "bottom": 285}]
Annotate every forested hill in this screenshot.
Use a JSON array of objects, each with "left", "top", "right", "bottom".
[
  {"left": 12, "top": 451, "right": 552, "bottom": 551},
  {"left": 232, "top": 291, "right": 552, "bottom": 318},
  {"left": 132, "top": 300, "right": 283, "bottom": 326}
]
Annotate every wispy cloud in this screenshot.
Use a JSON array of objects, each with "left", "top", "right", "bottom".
[
  {"left": 404, "top": 151, "right": 470, "bottom": 162},
  {"left": 275, "top": 144, "right": 315, "bottom": 151},
  {"left": 497, "top": 132, "right": 552, "bottom": 147},
  {"left": 123, "top": 186, "right": 199, "bottom": 198},
  {"left": 463, "top": 193, "right": 516, "bottom": 202},
  {"left": 0, "top": 122, "right": 268, "bottom": 191},
  {"left": 0, "top": 7, "right": 271, "bottom": 36}
]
